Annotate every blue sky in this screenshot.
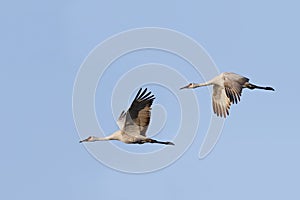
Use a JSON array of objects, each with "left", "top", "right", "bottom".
[{"left": 1, "top": 0, "right": 299, "bottom": 199}]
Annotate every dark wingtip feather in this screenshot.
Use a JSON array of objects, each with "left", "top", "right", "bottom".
[
  {"left": 134, "top": 88, "right": 143, "bottom": 100},
  {"left": 139, "top": 88, "right": 148, "bottom": 98}
]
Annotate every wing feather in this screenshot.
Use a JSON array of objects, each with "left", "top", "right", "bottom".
[
  {"left": 122, "top": 88, "right": 155, "bottom": 136},
  {"left": 116, "top": 110, "right": 126, "bottom": 130},
  {"left": 223, "top": 72, "right": 249, "bottom": 104},
  {"left": 212, "top": 85, "right": 231, "bottom": 118}
]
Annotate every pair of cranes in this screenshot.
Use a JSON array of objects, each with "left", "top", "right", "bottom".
[{"left": 79, "top": 72, "right": 274, "bottom": 145}]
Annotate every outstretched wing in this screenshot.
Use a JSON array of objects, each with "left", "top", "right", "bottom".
[
  {"left": 122, "top": 88, "right": 155, "bottom": 136},
  {"left": 223, "top": 72, "right": 249, "bottom": 104},
  {"left": 212, "top": 85, "right": 231, "bottom": 118}
]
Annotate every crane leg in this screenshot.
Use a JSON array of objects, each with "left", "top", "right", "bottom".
[
  {"left": 145, "top": 138, "right": 175, "bottom": 145},
  {"left": 244, "top": 82, "right": 274, "bottom": 91}
]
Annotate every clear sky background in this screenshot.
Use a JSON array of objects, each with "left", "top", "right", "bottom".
[{"left": 1, "top": 0, "right": 300, "bottom": 199}]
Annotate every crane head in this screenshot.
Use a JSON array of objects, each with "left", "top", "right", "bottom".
[
  {"left": 79, "top": 136, "right": 94, "bottom": 143},
  {"left": 180, "top": 83, "right": 196, "bottom": 89}
]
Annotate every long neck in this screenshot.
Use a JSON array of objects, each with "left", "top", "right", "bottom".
[
  {"left": 94, "top": 137, "right": 110, "bottom": 141},
  {"left": 194, "top": 82, "right": 212, "bottom": 88},
  {"left": 94, "top": 130, "right": 122, "bottom": 141}
]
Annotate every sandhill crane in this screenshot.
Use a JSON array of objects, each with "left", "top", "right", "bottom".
[
  {"left": 180, "top": 72, "right": 274, "bottom": 118},
  {"left": 79, "top": 88, "right": 174, "bottom": 145}
]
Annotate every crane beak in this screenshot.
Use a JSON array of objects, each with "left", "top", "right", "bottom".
[
  {"left": 79, "top": 138, "right": 89, "bottom": 143},
  {"left": 180, "top": 84, "right": 190, "bottom": 90}
]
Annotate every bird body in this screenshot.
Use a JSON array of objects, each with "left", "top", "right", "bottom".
[
  {"left": 80, "top": 88, "right": 174, "bottom": 145},
  {"left": 180, "top": 72, "right": 274, "bottom": 117}
]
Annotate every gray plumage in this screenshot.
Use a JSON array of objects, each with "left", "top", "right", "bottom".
[
  {"left": 180, "top": 72, "right": 274, "bottom": 118},
  {"left": 80, "top": 88, "right": 174, "bottom": 145}
]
